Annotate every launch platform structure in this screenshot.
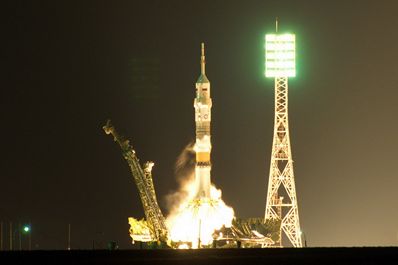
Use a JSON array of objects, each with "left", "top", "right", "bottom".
[
  {"left": 103, "top": 120, "right": 168, "bottom": 243},
  {"left": 264, "top": 22, "right": 303, "bottom": 247}
]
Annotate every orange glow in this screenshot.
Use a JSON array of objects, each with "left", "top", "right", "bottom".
[{"left": 166, "top": 173, "right": 234, "bottom": 248}]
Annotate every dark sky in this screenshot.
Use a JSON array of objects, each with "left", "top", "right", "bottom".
[{"left": 1, "top": 0, "right": 398, "bottom": 249}]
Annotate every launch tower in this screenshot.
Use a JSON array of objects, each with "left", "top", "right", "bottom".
[{"left": 264, "top": 23, "right": 303, "bottom": 247}]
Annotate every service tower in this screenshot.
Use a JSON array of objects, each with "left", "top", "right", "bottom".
[
  {"left": 264, "top": 22, "right": 303, "bottom": 247},
  {"left": 194, "top": 43, "right": 212, "bottom": 199}
]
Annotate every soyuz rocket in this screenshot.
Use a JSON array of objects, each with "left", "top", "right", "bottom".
[{"left": 194, "top": 43, "right": 212, "bottom": 199}]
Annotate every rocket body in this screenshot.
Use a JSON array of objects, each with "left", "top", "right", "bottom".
[{"left": 194, "top": 43, "right": 212, "bottom": 199}]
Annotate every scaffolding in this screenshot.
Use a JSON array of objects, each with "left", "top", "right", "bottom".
[{"left": 103, "top": 120, "right": 168, "bottom": 243}]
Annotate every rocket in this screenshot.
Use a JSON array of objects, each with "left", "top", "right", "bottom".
[{"left": 194, "top": 43, "right": 212, "bottom": 199}]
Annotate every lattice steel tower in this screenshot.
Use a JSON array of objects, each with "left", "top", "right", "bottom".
[{"left": 264, "top": 23, "right": 302, "bottom": 247}]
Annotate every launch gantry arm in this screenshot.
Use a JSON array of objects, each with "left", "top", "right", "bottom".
[{"left": 103, "top": 120, "right": 168, "bottom": 242}]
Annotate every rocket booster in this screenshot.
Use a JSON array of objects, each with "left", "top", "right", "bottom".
[{"left": 194, "top": 43, "right": 212, "bottom": 199}]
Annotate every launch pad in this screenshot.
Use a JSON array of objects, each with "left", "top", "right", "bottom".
[
  {"left": 104, "top": 23, "right": 303, "bottom": 248},
  {"left": 103, "top": 43, "right": 278, "bottom": 248}
]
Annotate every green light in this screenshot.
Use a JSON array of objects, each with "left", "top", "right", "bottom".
[
  {"left": 265, "top": 33, "right": 296, "bottom": 78},
  {"left": 23, "top": 225, "right": 30, "bottom": 233}
]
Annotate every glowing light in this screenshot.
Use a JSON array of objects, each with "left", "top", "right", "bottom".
[
  {"left": 265, "top": 33, "right": 296, "bottom": 77},
  {"left": 23, "top": 225, "right": 30, "bottom": 233},
  {"left": 178, "top": 243, "right": 190, "bottom": 249},
  {"left": 128, "top": 217, "right": 153, "bottom": 243},
  {"left": 166, "top": 173, "right": 234, "bottom": 249}
]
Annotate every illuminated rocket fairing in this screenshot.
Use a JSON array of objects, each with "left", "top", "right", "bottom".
[
  {"left": 165, "top": 43, "right": 234, "bottom": 248},
  {"left": 194, "top": 43, "right": 212, "bottom": 199}
]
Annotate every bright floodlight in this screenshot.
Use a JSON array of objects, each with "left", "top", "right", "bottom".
[{"left": 265, "top": 34, "right": 296, "bottom": 77}]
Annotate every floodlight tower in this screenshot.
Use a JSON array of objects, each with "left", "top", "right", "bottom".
[{"left": 264, "top": 23, "right": 303, "bottom": 247}]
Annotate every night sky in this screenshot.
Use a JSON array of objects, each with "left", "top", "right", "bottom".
[{"left": 2, "top": 1, "right": 398, "bottom": 249}]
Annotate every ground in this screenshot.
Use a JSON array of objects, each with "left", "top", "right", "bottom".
[{"left": 0, "top": 247, "right": 397, "bottom": 265}]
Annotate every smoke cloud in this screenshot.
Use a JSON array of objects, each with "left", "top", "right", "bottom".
[{"left": 165, "top": 142, "right": 196, "bottom": 213}]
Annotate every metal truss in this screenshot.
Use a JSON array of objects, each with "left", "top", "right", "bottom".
[
  {"left": 264, "top": 77, "right": 302, "bottom": 247},
  {"left": 103, "top": 120, "right": 168, "bottom": 242}
]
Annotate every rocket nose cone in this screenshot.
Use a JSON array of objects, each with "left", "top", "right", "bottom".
[{"left": 197, "top": 74, "right": 209, "bottom": 84}]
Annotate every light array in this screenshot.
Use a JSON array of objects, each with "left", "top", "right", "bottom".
[{"left": 265, "top": 34, "right": 296, "bottom": 77}]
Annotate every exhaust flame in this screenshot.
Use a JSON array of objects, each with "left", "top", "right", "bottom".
[
  {"left": 166, "top": 144, "right": 234, "bottom": 248},
  {"left": 166, "top": 184, "right": 234, "bottom": 248}
]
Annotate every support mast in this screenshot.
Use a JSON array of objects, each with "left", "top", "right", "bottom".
[
  {"left": 103, "top": 120, "right": 168, "bottom": 242},
  {"left": 264, "top": 24, "right": 302, "bottom": 247}
]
